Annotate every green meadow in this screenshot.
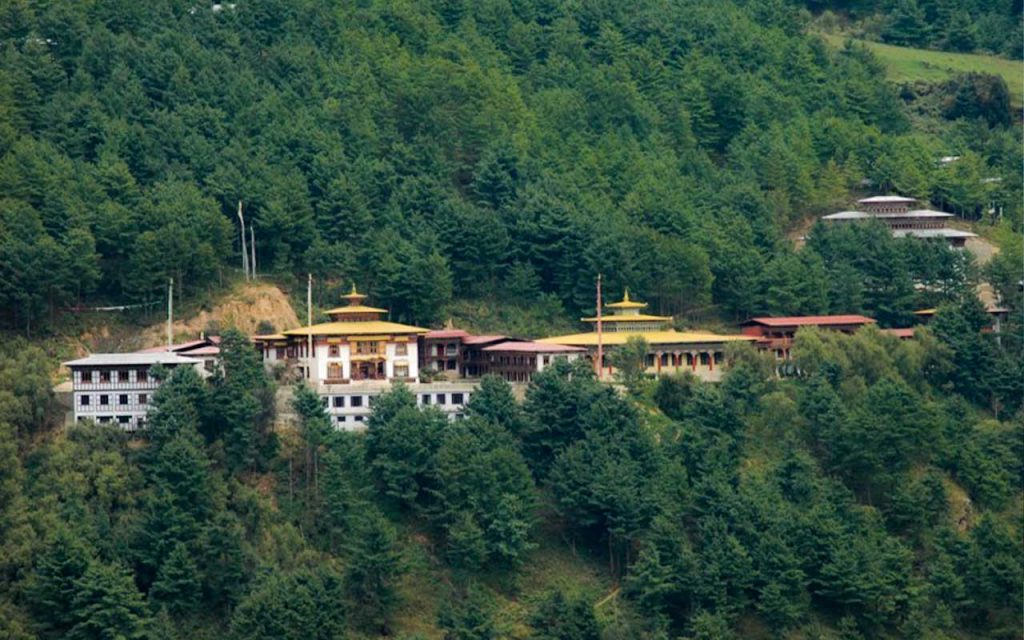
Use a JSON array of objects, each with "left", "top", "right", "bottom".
[{"left": 821, "top": 34, "right": 1024, "bottom": 105}]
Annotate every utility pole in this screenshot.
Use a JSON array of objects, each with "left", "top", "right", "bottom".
[
  {"left": 237, "top": 201, "right": 249, "bottom": 280},
  {"left": 250, "top": 224, "right": 257, "bottom": 280},
  {"left": 596, "top": 273, "right": 603, "bottom": 379},
  {"left": 307, "top": 273, "right": 313, "bottom": 381},
  {"left": 167, "top": 277, "right": 173, "bottom": 350}
]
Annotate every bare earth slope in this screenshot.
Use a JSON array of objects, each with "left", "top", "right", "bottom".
[{"left": 134, "top": 282, "right": 299, "bottom": 349}]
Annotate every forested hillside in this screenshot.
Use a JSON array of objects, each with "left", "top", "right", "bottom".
[
  {"left": 807, "top": 0, "right": 1022, "bottom": 58},
  {"left": 0, "top": 2, "right": 1022, "bottom": 638},
  {"left": 0, "top": 301, "right": 1021, "bottom": 639},
  {"left": 0, "top": 0, "right": 1020, "bottom": 333}
]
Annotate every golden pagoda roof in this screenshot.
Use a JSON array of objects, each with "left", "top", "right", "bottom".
[
  {"left": 581, "top": 314, "right": 672, "bottom": 323},
  {"left": 325, "top": 304, "right": 389, "bottom": 315},
  {"left": 283, "top": 320, "right": 428, "bottom": 337},
  {"left": 537, "top": 330, "right": 756, "bottom": 347},
  {"left": 605, "top": 289, "right": 647, "bottom": 310}
]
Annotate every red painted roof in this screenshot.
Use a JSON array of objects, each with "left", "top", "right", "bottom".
[
  {"left": 481, "top": 341, "right": 585, "bottom": 353},
  {"left": 743, "top": 315, "right": 876, "bottom": 327},
  {"left": 462, "top": 335, "right": 514, "bottom": 345},
  {"left": 424, "top": 329, "right": 470, "bottom": 339},
  {"left": 180, "top": 345, "right": 221, "bottom": 356}
]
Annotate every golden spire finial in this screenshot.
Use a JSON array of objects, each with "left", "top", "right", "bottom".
[
  {"left": 349, "top": 282, "right": 359, "bottom": 296},
  {"left": 623, "top": 288, "right": 631, "bottom": 303}
]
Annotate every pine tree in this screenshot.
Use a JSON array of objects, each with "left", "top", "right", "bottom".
[
  {"left": 67, "top": 562, "right": 150, "bottom": 640},
  {"left": 344, "top": 511, "right": 405, "bottom": 634},
  {"left": 883, "top": 0, "right": 930, "bottom": 46},
  {"left": 148, "top": 542, "right": 201, "bottom": 616}
]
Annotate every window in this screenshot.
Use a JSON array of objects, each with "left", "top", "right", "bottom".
[
  {"left": 81, "top": 395, "right": 90, "bottom": 406},
  {"left": 452, "top": 393, "right": 464, "bottom": 404},
  {"left": 119, "top": 394, "right": 129, "bottom": 405},
  {"left": 119, "top": 370, "right": 130, "bottom": 382},
  {"left": 436, "top": 394, "right": 447, "bottom": 405},
  {"left": 354, "top": 415, "right": 364, "bottom": 423},
  {"left": 355, "top": 341, "right": 381, "bottom": 355},
  {"left": 699, "top": 353, "right": 709, "bottom": 365},
  {"left": 542, "top": 356, "right": 550, "bottom": 365},
  {"left": 139, "top": 394, "right": 147, "bottom": 405},
  {"left": 137, "top": 369, "right": 148, "bottom": 382},
  {"left": 333, "top": 396, "right": 345, "bottom": 408},
  {"left": 276, "top": 347, "right": 286, "bottom": 359},
  {"left": 351, "top": 396, "right": 363, "bottom": 408},
  {"left": 118, "top": 416, "right": 130, "bottom": 425},
  {"left": 421, "top": 394, "right": 431, "bottom": 405},
  {"left": 395, "top": 343, "right": 407, "bottom": 356},
  {"left": 100, "top": 370, "right": 111, "bottom": 383},
  {"left": 100, "top": 395, "right": 109, "bottom": 406},
  {"left": 337, "top": 416, "right": 346, "bottom": 425},
  {"left": 99, "top": 416, "right": 111, "bottom": 424},
  {"left": 327, "top": 363, "right": 342, "bottom": 379},
  {"left": 394, "top": 364, "right": 409, "bottom": 378},
  {"left": 714, "top": 352, "right": 723, "bottom": 364},
  {"left": 446, "top": 360, "right": 456, "bottom": 370},
  {"left": 329, "top": 345, "right": 340, "bottom": 357}
]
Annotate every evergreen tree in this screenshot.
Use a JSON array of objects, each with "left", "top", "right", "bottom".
[{"left": 67, "top": 562, "right": 150, "bottom": 640}]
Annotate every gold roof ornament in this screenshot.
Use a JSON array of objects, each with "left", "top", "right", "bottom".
[
  {"left": 340, "top": 282, "right": 368, "bottom": 306},
  {"left": 325, "top": 283, "right": 389, "bottom": 316},
  {"left": 605, "top": 288, "right": 648, "bottom": 310}
]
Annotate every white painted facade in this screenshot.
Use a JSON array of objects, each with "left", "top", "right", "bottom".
[
  {"left": 318, "top": 381, "right": 475, "bottom": 430},
  {"left": 64, "top": 352, "right": 205, "bottom": 430}
]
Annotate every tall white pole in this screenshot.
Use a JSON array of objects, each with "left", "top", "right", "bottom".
[
  {"left": 167, "top": 277, "right": 173, "bottom": 350},
  {"left": 237, "top": 201, "right": 249, "bottom": 280},
  {"left": 250, "top": 225, "right": 257, "bottom": 280},
  {"left": 307, "top": 273, "right": 313, "bottom": 381}
]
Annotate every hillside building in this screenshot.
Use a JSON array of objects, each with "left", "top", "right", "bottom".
[
  {"left": 538, "top": 290, "right": 755, "bottom": 382},
  {"left": 64, "top": 352, "right": 205, "bottom": 430},
  {"left": 741, "top": 315, "right": 877, "bottom": 359},
  {"left": 821, "top": 195, "right": 976, "bottom": 248},
  {"left": 254, "top": 285, "right": 473, "bottom": 428},
  {"left": 419, "top": 330, "right": 585, "bottom": 383}
]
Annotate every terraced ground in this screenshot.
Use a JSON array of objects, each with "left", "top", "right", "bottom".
[{"left": 820, "top": 33, "right": 1024, "bottom": 105}]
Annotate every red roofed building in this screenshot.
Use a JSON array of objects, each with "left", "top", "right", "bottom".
[
  {"left": 741, "top": 315, "right": 877, "bottom": 359},
  {"left": 480, "top": 341, "right": 586, "bottom": 383},
  {"left": 421, "top": 328, "right": 471, "bottom": 378}
]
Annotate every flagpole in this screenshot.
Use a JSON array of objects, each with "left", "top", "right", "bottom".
[{"left": 596, "top": 274, "right": 603, "bottom": 379}]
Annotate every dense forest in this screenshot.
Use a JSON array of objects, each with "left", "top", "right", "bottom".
[
  {"left": 0, "top": 0, "right": 1021, "bottom": 332},
  {"left": 0, "top": 301, "right": 1021, "bottom": 639},
  {"left": 0, "top": 1, "right": 1022, "bottom": 638},
  {"left": 807, "top": 0, "right": 1023, "bottom": 57}
]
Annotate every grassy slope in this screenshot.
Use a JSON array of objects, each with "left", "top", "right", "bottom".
[{"left": 820, "top": 34, "right": 1024, "bottom": 105}]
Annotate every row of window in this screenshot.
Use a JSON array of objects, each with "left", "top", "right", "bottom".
[
  {"left": 325, "top": 364, "right": 411, "bottom": 379},
  {"left": 323, "top": 392, "right": 469, "bottom": 410},
  {"left": 79, "top": 393, "right": 147, "bottom": 407},
  {"left": 77, "top": 415, "right": 139, "bottom": 426},
  {"left": 77, "top": 369, "right": 149, "bottom": 383}
]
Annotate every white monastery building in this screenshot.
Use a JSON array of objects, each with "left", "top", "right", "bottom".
[{"left": 64, "top": 352, "right": 204, "bottom": 430}]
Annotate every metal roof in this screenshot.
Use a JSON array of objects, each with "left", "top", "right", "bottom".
[
  {"left": 462, "top": 335, "right": 515, "bottom": 345},
  {"left": 64, "top": 352, "right": 203, "bottom": 367},
  {"left": 424, "top": 329, "right": 471, "bottom": 339},
  {"left": 283, "top": 321, "right": 428, "bottom": 336},
  {"left": 538, "top": 330, "right": 755, "bottom": 347},
  {"left": 743, "top": 315, "right": 876, "bottom": 327},
  {"left": 858, "top": 195, "right": 917, "bottom": 204},
  {"left": 481, "top": 341, "right": 585, "bottom": 353}
]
